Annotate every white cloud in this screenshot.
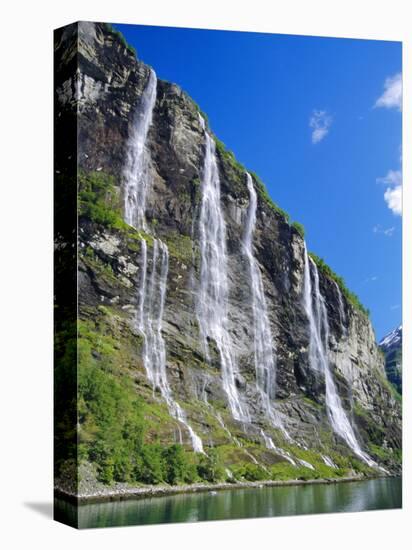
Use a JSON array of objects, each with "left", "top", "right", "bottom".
[
  {"left": 376, "top": 169, "right": 402, "bottom": 216},
  {"left": 377, "top": 169, "right": 402, "bottom": 187},
  {"left": 384, "top": 186, "right": 402, "bottom": 216},
  {"left": 390, "top": 304, "right": 400, "bottom": 311},
  {"left": 373, "top": 224, "right": 395, "bottom": 237},
  {"left": 309, "top": 110, "right": 332, "bottom": 144},
  {"left": 375, "top": 73, "right": 402, "bottom": 111}
]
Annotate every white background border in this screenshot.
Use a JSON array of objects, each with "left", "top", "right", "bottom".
[{"left": 1, "top": 0, "right": 409, "bottom": 548}]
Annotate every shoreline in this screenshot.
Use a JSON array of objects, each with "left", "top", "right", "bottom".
[{"left": 55, "top": 473, "right": 393, "bottom": 505}]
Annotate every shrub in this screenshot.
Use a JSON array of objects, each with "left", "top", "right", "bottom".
[
  {"left": 270, "top": 463, "right": 314, "bottom": 481},
  {"left": 77, "top": 312, "right": 208, "bottom": 487},
  {"left": 197, "top": 449, "right": 225, "bottom": 483},
  {"left": 292, "top": 221, "right": 305, "bottom": 239},
  {"left": 78, "top": 171, "right": 126, "bottom": 229},
  {"left": 162, "top": 444, "right": 195, "bottom": 485},
  {"left": 54, "top": 319, "right": 78, "bottom": 475},
  {"left": 137, "top": 444, "right": 166, "bottom": 484},
  {"left": 78, "top": 319, "right": 146, "bottom": 483},
  {"left": 237, "top": 463, "right": 268, "bottom": 481}
]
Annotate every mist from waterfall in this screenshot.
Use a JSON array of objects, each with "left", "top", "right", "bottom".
[
  {"left": 302, "top": 245, "right": 375, "bottom": 467},
  {"left": 197, "top": 115, "right": 249, "bottom": 423},
  {"left": 123, "top": 69, "right": 203, "bottom": 452}
]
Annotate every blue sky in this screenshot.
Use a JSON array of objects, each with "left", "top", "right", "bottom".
[{"left": 114, "top": 23, "right": 402, "bottom": 341}]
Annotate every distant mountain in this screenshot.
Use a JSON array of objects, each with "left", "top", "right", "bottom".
[{"left": 380, "top": 325, "right": 402, "bottom": 394}]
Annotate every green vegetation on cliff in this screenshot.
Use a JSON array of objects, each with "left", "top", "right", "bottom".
[
  {"left": 309, "top": 252, "right": 370, "bottom": 317},
  {"left": 78, "top": 171, "right": 125, "bottom": 229},
  {"left": 78, "top": 171, "right": 155, "bottom": 247},
  {"left": 291, "top": 221, "right": 305, "bottom": 238},
  {"left": 103, "top": 23, "right": 137, "bottom": 57},
  {"left": 75, "top": 307, "right": 371, "bottom": 487},
  {"left": 249, "top": 171, "right": 291, "bottom": 223},
  {"left": 54, "top": 319, "right": 77, "bottom": 475},
  {"left": 78, "top": 315, "right": 200, "bottom": 485}
]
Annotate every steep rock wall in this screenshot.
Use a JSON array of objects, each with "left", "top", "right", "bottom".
[{"left": 55, "top": 22, "right": 402, "bottom": 483}]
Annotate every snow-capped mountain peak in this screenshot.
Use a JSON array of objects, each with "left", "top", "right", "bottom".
[{"left": 379, "top": 324, "right": 402, "bottom": 350}]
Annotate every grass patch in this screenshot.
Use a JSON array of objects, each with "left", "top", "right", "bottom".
[
  {"left": 367, "top": 443, "right": 399, "bottom": 462},
  {"left": 78, "top": 171, "right": 155, "bottom": 248},
  {"left": 292, "top": 221, "right": 305, "bottom": 239},
  {"left": 78, "top": 171, "right": 127, "bottom": 230}
]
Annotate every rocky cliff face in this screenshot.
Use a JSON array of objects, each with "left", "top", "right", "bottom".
[
  {"left": 379, "top": 326, "right": 402, "bottom": 395},
  {"left": 54, "top": 22, "right": 402, "bottom": 488}
]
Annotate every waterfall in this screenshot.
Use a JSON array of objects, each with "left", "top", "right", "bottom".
[
  {"left": 197, "top": 116, "right": 249, "bottom": 422},
  {"left": 123, "top": 69, "right": 157, "bottom": 230},
  {"left": 124, "top": 69, "right": 203, "bottom": 453},
  {"left": 260, "top": 430, "right": 297, "bottom": 465},
  {"left": 322, "top": 454, "right": 337, "bottom": 468},
  {"left": 243, "top": 172, "right": 283, "bottom": 429},
  {"left": 302, "top": 245, "right": 376, "bottom": 467},
  {"left": 334, "top": 281, "right": 348, "bottom": 336}
]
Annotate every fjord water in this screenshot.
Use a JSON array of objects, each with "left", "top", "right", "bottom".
[
  {"left": 55, "top": 477, "right": 401, "bottom": 529},
  {"left": 124, "top": 69, "right": 203, "bottom": 452},
  {"left": 197, "top": 117, "right": 249, "bottom": 422},
  {"left": 302, "top": 247, "right": 375, "bottom": 467}
]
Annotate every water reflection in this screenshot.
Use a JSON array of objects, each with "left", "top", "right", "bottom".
[{"left": 55, "top": 477, "right": 402, "bottom": 529}]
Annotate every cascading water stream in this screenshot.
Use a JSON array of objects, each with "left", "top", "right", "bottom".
[
  {"left": 124, "top": 69, "right": 203, "bottom": 453},
  {"left": 196, "top": 115, "right": 249, "bottom": 423},
  {"left": 243, "top": 172, "right": 286, "bottom": 435},
  {"left": 302, "top": 245, "right": 376, "bottom": 467},
  {"left": 322, "top": 455, "right": 337, "bottom": 468},
  {"left": 123, "top": 70, "right": 157, "bottom": 230},
  {"left": 334, "top": 281, "right": 348, "bottom": 337}
]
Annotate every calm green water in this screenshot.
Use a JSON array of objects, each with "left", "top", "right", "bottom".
[{"left": 55, "top": 477, "right": 402, "bottom": 529}]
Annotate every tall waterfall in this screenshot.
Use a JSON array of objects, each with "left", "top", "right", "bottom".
[
  {"left": 302, "top": 245, "right": 375, "bottom": 467},
  {"left": 334, "top": 281, "right": 348, "bottom": 336},
  {"left": 243, "top": 173, "right": 281, "bottom": 428},
  {"left": 124, "top": 69, "right": 203, "bottom": 453},
  {"left": 123, "top": 69, "right": 157, "bottom": 230},
  {"left": 197, "top": 116, "right": 249, "bottom": 423}
]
